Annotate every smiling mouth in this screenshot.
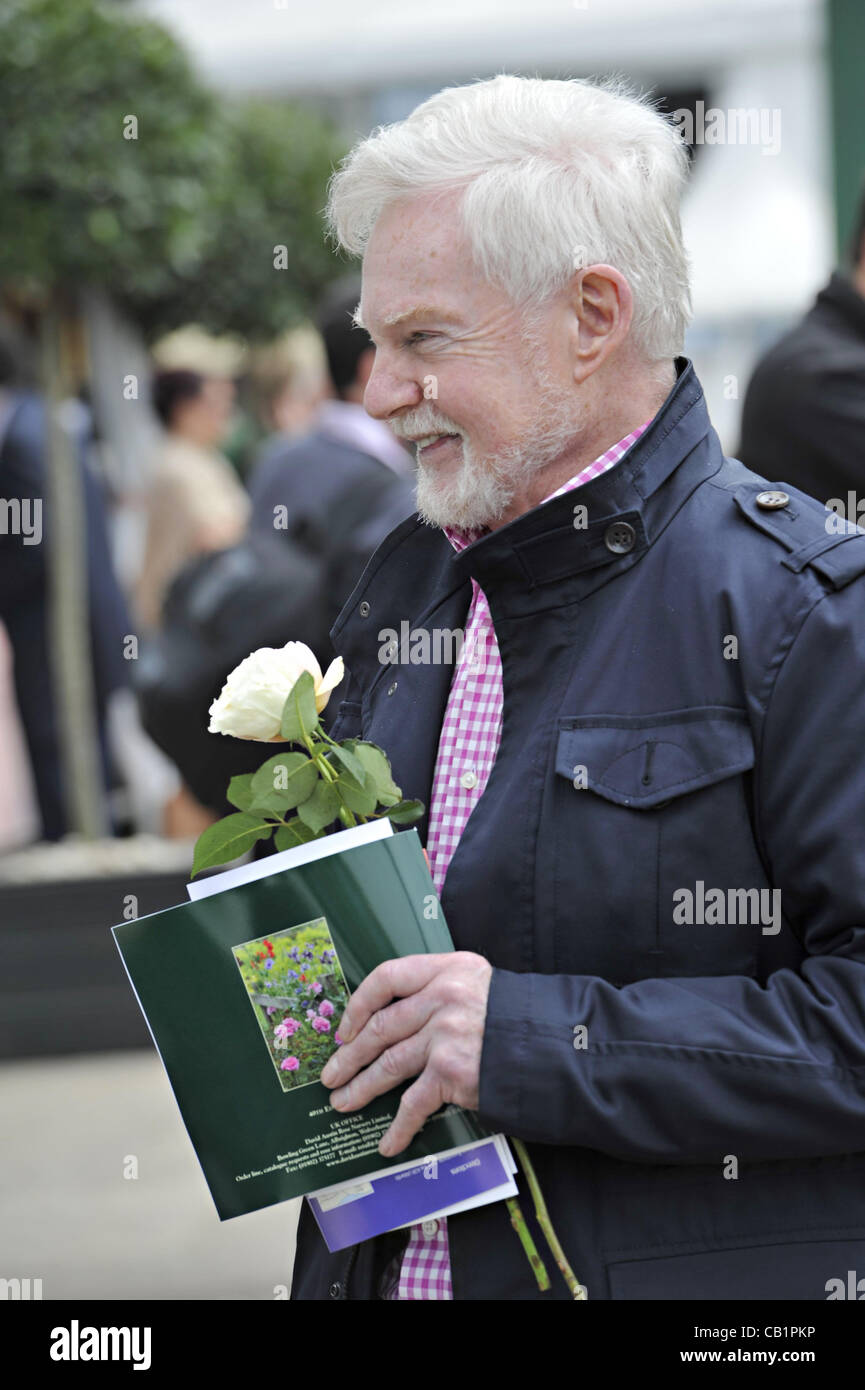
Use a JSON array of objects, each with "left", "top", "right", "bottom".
[{"left": 414, "top": 433, "right": 461, "bottom": 459}]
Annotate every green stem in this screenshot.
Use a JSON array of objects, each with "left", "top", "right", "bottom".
[
  {"left": 512, "top": 1138, "right": 586, "bottom": 1299},
  {"left": 317, "top": 727, "right": 343, "bottom": 749},
  {"left": 506, "top": 1196, "right": 551, "bottom": 1292},
  {"left": 314, "top": 752, "right": 338, "bottom": 783}
]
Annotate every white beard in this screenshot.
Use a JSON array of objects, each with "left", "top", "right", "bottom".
[{"left": 398, "top": 354, "right": 583, "bottom": 533}]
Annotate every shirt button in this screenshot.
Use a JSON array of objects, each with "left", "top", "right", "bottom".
[
  {"left": 460, "top": 768, "right": 478, "bottom": 789},
  {"left": 422, "top": 1219, "right": 439, "bottom": 1237}
]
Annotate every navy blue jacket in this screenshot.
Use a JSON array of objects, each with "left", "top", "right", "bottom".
[{"left": 290, "top": 359, "right": 865, "bottom": 1300}]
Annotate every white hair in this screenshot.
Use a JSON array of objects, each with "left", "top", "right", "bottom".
[{"left": 326, "top": 73, "right": 692, "bottom": 365}]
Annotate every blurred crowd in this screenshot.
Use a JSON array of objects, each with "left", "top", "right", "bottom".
[{"left": 0, "top": 277, "right": 417, "bottom": 851}]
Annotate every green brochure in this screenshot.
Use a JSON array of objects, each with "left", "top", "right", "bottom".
[{"left": 112, "top": 826, "right": 488, "bottom": 1219}]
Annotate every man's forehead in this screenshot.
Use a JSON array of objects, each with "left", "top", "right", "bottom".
[{"left": 357, "top": 190, "right": 474, "bottom": 333}]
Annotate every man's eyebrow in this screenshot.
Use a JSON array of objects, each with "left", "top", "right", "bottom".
[{"left": 353, "top": 304, "right": 462, "bottom": 333}]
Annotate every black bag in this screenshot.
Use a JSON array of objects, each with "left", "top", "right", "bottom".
[{"left": 134, "top": 531, "right": 331, "bottom": 814}]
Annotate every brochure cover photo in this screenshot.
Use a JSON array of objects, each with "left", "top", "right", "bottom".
[
  {"left": 232, "top": 918, "right": 350, "bottom": 1094},
  {"left": 112, "top": 827, "right": 488, "bottom": 1220}
]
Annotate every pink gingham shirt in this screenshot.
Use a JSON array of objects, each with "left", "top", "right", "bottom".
[{"left": 388, "top": 420, "right": 651, "bottom": 1299}]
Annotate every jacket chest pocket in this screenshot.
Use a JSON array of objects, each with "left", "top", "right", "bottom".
[
  {"left": 546, "top": 707, "right": 763, "bottom": 979},
  {"left": 326, "top": 698, "right": 363, "bottom": 744}
]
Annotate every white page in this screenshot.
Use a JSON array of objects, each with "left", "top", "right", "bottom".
[{"left": 187, "top": 816, "right": 394, "bottom": 900}]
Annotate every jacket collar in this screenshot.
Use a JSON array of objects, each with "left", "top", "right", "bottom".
[{"left": 331, "top": 358, "right": 718, "bottom": 687}]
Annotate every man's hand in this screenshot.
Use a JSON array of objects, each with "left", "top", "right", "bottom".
[{"left": 318, "top": 951, "right": 493, "bottom": 1157}]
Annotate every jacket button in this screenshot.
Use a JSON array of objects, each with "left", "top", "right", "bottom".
[
  {"left": 755, "top": 490, "right": 789, "bottom": 510},
  {"left": 604, "top": 521, "right": 636, "bottom": 554},
  {"left": 329, "top": 1281, "right": 342, "bottom": 1299},
  {"left": 359, "top": 600, "right": 370, "bottom": 617}
]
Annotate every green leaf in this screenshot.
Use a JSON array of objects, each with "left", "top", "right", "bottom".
[
  {"left": 375, "top": 787, "right": 402, "bottom": 808},
  {"left": 279, "top": 671, "right": 319, "bottom": 744},
  {"left": 250, "top": 751, "right": 319, "bottom": 814},
  {"left": 226, "top": 773, "right": 255, "bottom": 811},
  {"left": 335, "top": 769, "right": 378, "bottom": 817},
  {"left": 382, "top": 799, "right": 425, "bottom": 825},
  {"left": 274, "top": 819, "right": 320, "bottom": 851},
  {"left": 326, "top": 741, "right": 367, "bottom": 784},
  {"left": 191, "top": 812, "right": 273, "bottom": 878},
  {"left": 296, "top": 779, "right": 342, "bottom": 833},
  {"left": 353, "top": 741, "right": 402, "bottom": 802}
]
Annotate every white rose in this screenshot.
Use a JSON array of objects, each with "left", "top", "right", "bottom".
[{"left": 208, "top": 642, "right": 344, "bottom": 741}]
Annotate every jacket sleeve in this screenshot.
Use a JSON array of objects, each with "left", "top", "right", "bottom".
[{"left": 476, "top": 579, "right": 865, "bottom": 1163}]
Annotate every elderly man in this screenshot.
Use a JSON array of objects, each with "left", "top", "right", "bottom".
[{"left": 290, "top": 75, "right": 865, "bottom": 1301}]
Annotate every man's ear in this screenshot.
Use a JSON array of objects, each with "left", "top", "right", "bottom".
[{"left": 567, "top": 265, "right": 633, "bottom": 383}]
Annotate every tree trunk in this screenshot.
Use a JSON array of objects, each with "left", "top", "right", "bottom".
[{"left": 40, "top": 296, "right": 107, "bottom": 838}]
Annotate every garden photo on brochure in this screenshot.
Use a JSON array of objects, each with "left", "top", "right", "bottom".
[{"left": 232, "top": 917, "right": 349, "bottom": 1093}]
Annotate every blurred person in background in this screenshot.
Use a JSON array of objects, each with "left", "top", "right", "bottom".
[
  {"left": 135, "top": 288, "right": 418, "bottom": 819},
  {"left": 738, "top": 182, "right": 865, "bottom": 506},
  {"left": 0, "top": 335, "right": 131, "bottom": 842},
  {"left": 136, "top": 366, "right": 250, "bottom": 631},
  {"left": 249, "top": 323, "right": 328, "bottom": 445},
  {"left": 247, "top": 277, "right": 417, "bottom": 645}
]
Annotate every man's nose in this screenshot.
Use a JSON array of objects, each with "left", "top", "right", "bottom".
[{"left": 363, "top": 350, "right": 422, "bottom": 421}]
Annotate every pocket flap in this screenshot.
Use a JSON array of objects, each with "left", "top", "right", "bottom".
[{"left": 556, "top": 708, "right": 754, "bottom": 808}]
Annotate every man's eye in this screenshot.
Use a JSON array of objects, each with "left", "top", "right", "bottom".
[{"left": 404, "top": 331, "right": 435, "bottom": 346}]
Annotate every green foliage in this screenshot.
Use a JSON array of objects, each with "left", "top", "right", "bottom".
[
  {"left": 250, "top": 752, "right": 318, "bottom": 814},
  {"left": 191, "top": 811, "right": 274, "bottom": 878},
  {"left": 333, "top": 766, "right": 378, "bottom": 817},
  {"left": 192, "top": 673, "right": 426, "bottom": 874},
  {"left": 274, "top": 819, "right": 320, "bottom": 851},
  {"left": 279, "top": 671, "right": 319, "bottom": 743},
  {"left": 382, "top": 799, "right": 425, "bottom": 825},
  {"left": 0, "top": 0, "right": 347, "bottom": 337},
  {"left": 154, "top": 96, "right": 349, "bottom": 339},
  {"left": 296, "top": 779, "right": 342, "bottom": 834},
  {"left": 352, "top": 741, "right": 402, "bottom": 805}
]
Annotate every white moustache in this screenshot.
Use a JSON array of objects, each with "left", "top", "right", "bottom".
[{"left": 391, "top": 412, "right": 463, "bottom": 441}]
